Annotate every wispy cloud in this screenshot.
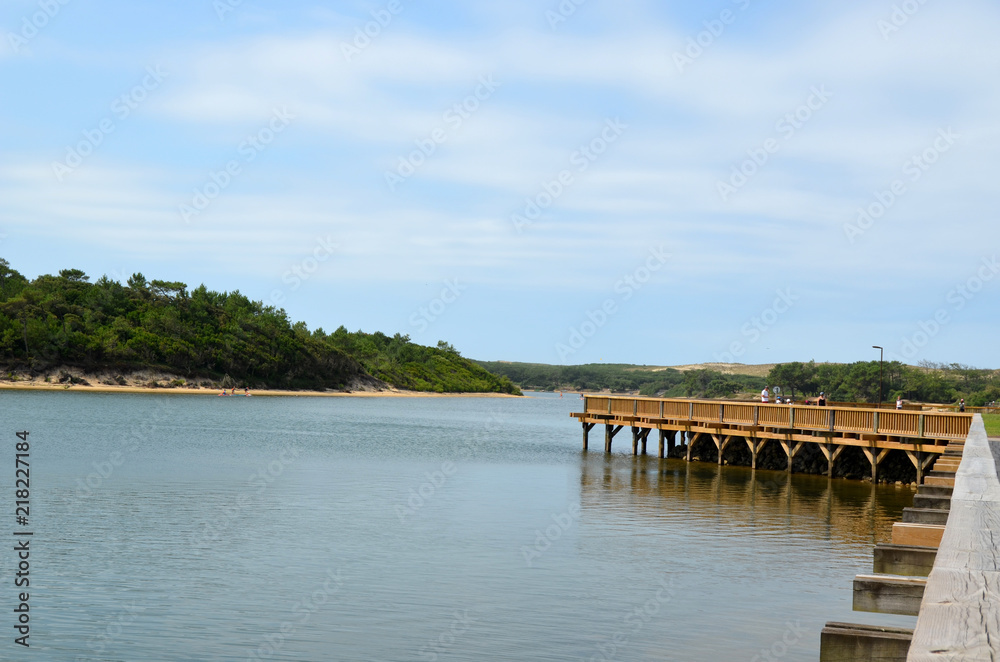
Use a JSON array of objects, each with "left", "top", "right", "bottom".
[{"left": 0, "top": 0, "right": 998, "bottom": 364}]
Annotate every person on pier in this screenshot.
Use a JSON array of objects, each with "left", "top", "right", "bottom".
[
  {"left": 761, "top": 387, "right": 769, "bottom": 403},
  {"left": 817, "top": 392, "right": 826, "bottom": 406}
]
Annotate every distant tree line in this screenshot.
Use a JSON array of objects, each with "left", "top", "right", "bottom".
[
  {"left": 766, "top": 360, "right": 999, "bottom": 406},
  {"left": 475, "top": 362, "right": 766, "bottom": 398},
  {"left": 0, "top": 260, "right": 519, "bottom": 394},
  {"left": 479, "top": 359, "right": 999, "bottom": 405}
]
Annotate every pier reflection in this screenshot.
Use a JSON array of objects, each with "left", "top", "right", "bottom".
[{"left": 578, "top": 453, "right": 914, "bottom": 549}]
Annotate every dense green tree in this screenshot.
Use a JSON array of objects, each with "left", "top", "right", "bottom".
[
  {"left": 767, "top": 361, "right": 817, "bottom": 400},
  {"left": 0, "top": 260, "right": 519, "bottom": 394}
]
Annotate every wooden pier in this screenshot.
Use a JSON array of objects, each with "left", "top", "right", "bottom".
[
  {"left": 820, "top": 415, "right": 1000, "bottom": 660},
  {"left": 907, "top": 416, "right": 1000, "bottom": 660},
  {"left": 571, "top": 396, "right": 972, "bottom": 483}
]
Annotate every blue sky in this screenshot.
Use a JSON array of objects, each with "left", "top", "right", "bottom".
[{"left": 1, "top": 0, "right": 997, "bottom": 367}]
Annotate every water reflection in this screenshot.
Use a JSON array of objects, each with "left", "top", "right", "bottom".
[{"left": 579, "top": 453, "right": 915, "bottom": 548}]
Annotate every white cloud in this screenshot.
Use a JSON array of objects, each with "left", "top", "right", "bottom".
[{"left": 3, "top": 0, "right": 1000, "bottom": 364}]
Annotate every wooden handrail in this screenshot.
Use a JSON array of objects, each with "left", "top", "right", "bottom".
[{"left": 579, "top": 396, "right": 972, "bottom": 440}]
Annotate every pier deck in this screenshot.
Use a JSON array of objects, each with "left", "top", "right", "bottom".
[
  {"left": 907, "top": 416, "right": 1000, "bottom": 660},
  {"left": 571, "top": 396, "right": 973, "bottom": 482}
]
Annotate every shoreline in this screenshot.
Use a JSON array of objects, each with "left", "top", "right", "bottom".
[{"left": 0, "top": 381, "right": 521, "bottom": 398}]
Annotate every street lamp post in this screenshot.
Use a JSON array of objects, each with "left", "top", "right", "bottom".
[{"left": 872, "top": 345, "right": 884, "bottom": 407}]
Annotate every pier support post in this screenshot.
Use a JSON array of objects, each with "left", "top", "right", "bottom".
[
  {"left": 746, "top": 438, "right": 763, "bottom": 469},
  {"left": 905, "top": 450, "right": 936, "bottom": 484},
  {"left": 685, "top": 432, "right": 698, "bottom": 462},
  {"left": 630, "top": 427, "right": 650, "bottom": 456},
  {"left": 668, "top": 431, "right": 676, "bottom": 455},
  {"left": 712, "top": 435, "right": 734, "bottom": 465},
  {"left": 780, "top": 440, "right": 806, "bottom": 473},
  {"left": 819, "top": 443, "right": 845, "bottom": 478},
  {"left": 582, "top": 423, "right": 595, "bottom": 451},
  {"left": 658, "top": 430, "right": 666, "bottom": 458},
  {"left": 863, "top": 448, "right": 891, "bottom": 483},
  {"left": 605, "top": 425, "right": 623, "bottom": 453}
]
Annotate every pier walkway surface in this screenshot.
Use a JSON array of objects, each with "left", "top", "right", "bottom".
[
  {"left": 571, "top": 396, "right": 972, "bottom": 483},
  {"left": 817, "top": 416, "right": 998, "bottom": 660},
  {"left": 906, "top": 416, "right": 1000, "bottom": 660}
]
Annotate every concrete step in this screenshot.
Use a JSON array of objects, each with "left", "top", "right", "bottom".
[
  {"left": 924, "top": 474, "right": 955, "bottom": 487},
  {"left": 912, "top": 494, "right": 950, "bottom": 510},
  {"left": 917, "top": 485, "right": 953, "bottom": 498},
  {"left": 902, "top": 507, "right": 950, "bottom": 525},
  {"left": 820, "top": 622, "right": 912, "bottom": 662},
  {"left": 853, "top": 574, "right": 926, "bottom": 616},
  {"left": 873, "top": 543, "right": 936, "bottom": 577},
  {"left": 892, "top": 522, "right": 945, "bottom": 548}
]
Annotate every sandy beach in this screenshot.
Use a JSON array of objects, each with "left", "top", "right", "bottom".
[{"left": 0, "top": 381, "right": 520, "bottom": 398}]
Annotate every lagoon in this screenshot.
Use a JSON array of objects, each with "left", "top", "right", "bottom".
[{"left": 5, "top": 390, "right": 915, "bottom": 660}]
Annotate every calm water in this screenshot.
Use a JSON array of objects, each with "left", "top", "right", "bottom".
[{"left": 0, "top": 390, "right": 917, "bottom": 661}]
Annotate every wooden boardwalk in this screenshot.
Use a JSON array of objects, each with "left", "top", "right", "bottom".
[
  {"left": 571, "top": 396, "right": 973, "bottom": 483},
  {"left": 907, "top": 416, "right": 1000, "bottom": 660},
  {"left": 820, "top": 416, "right": 1000, "bottom": 660}
]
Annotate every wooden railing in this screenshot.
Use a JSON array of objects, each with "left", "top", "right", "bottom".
[
  {"left": 577, "top": 396, "right": 973, "bottom": 440},
  {"left": 936, "top": 405, "right": 1000, "bottom": 414}
]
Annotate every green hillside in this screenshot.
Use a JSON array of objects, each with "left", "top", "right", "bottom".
[
  {"left": 0, "top": 260, "right": 519, "bottom": 394},
  {"left": 480, "top": 359, "right": 999, "bottom": 406}
]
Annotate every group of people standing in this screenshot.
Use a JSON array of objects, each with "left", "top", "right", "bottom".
[
  {"left": 760, "top": 387, "right": 826, "bottom": 406},
  {"left": 760, "top": 389, "right": 945, "bottom": 411}
]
